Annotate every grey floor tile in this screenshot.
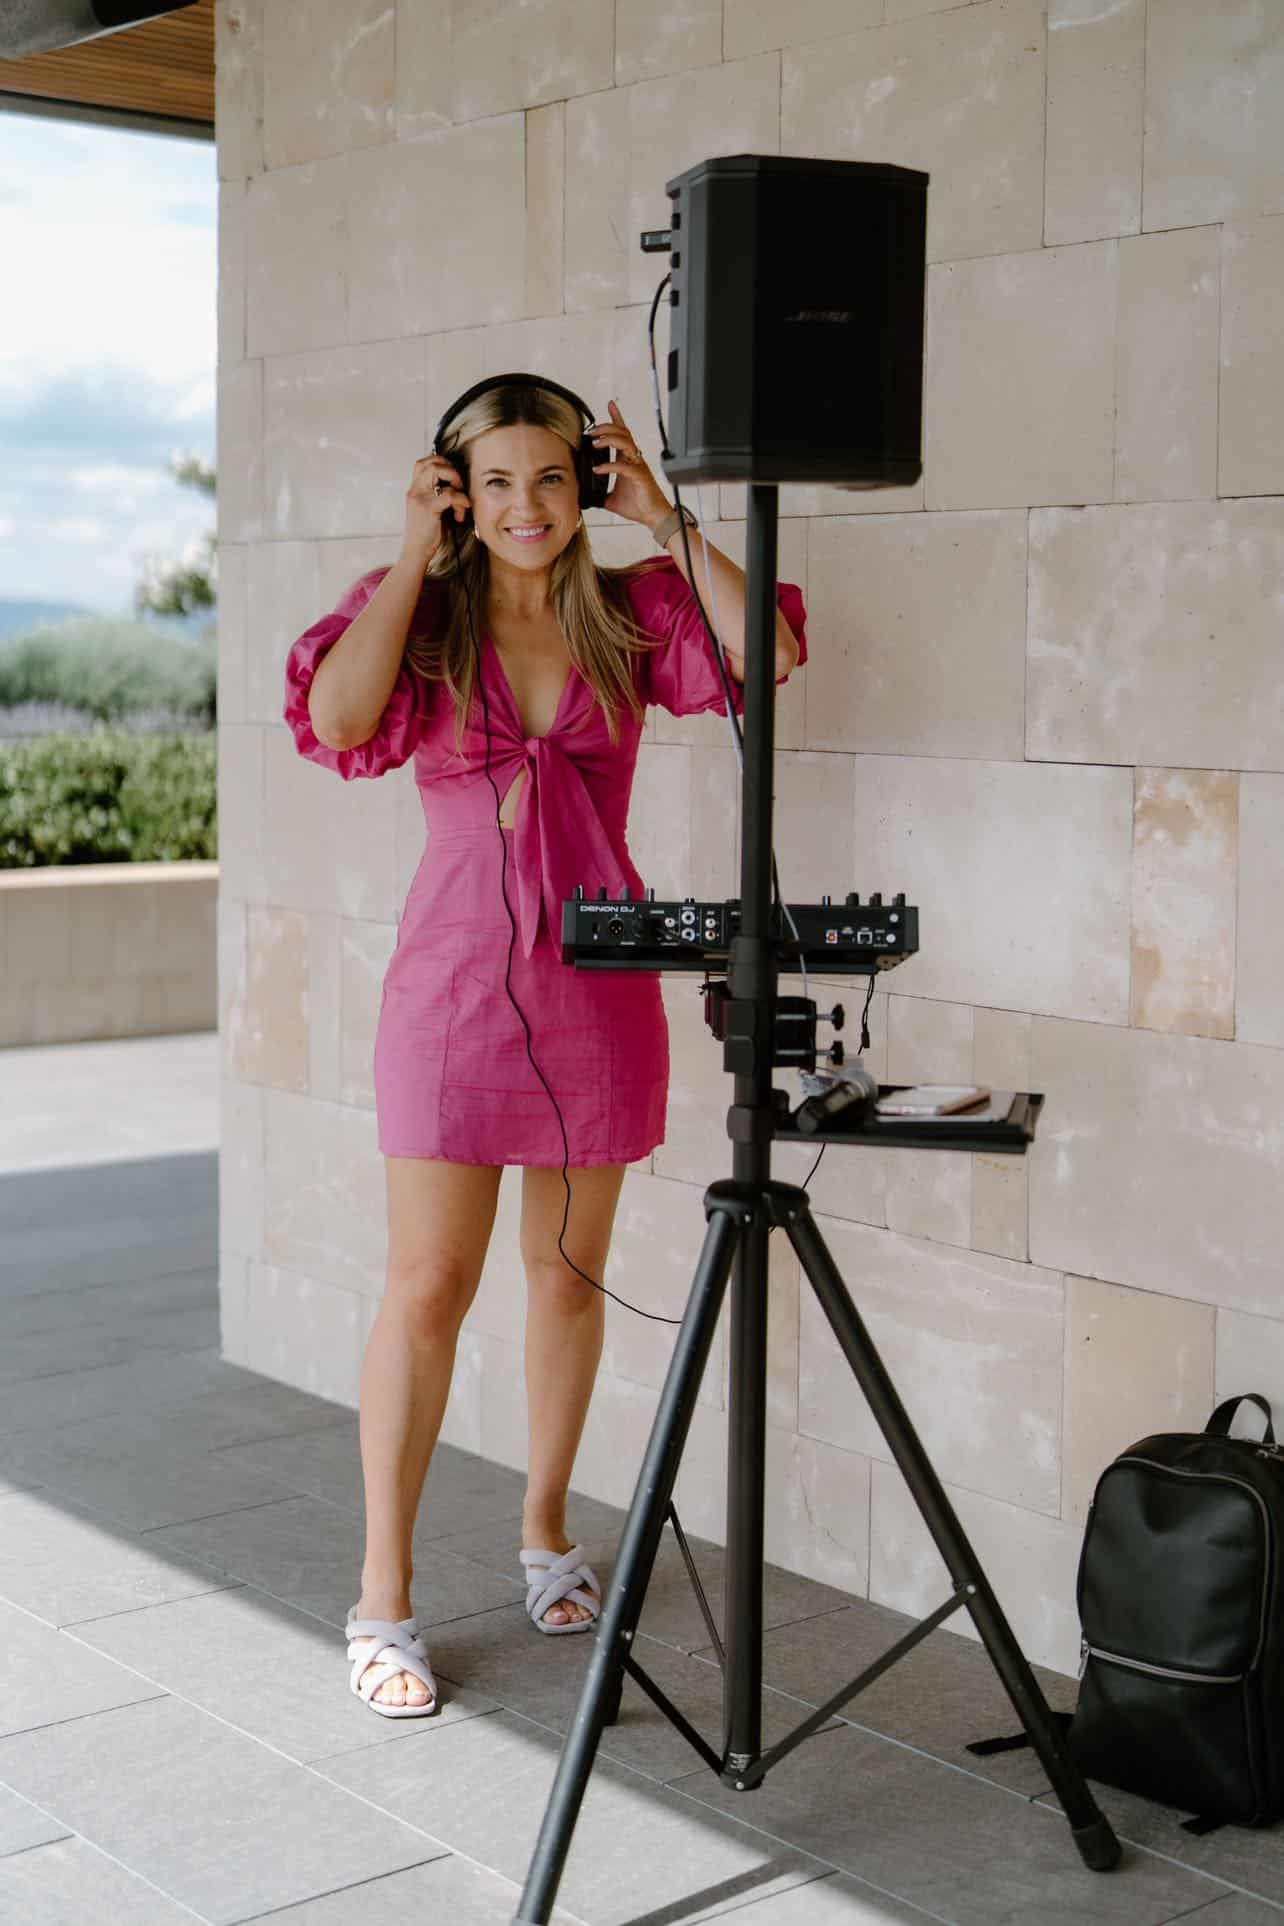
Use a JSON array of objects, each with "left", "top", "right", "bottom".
[
  {"left": 0, "top": 1485, "right": 240, "bottom": 1626},
  {"left": 231, "top": 1852, "right": 581, "bottom": 1925},
  {"left": 733, "top": 1599, "right": 1078, "bottom": 1797},
  {"left": 0, "top": 1833, "right": 201, "bottom": 1925},
  {"left": 0, "top": 1269, "right": 216, "bottom": 1342},
  {"left": 0, "top": 1780, "right": 69, "bottom": 1855},
  {"left": 1035, "top": 1779, "right": 1284, "bottom": 1909},
  {"left": 317, "top": 1706, "right": 829, "bottom": 1926},
  {"left": 0, "top": 1232, "right": 218, "bottom": 1300},
  {"left": 5, "top": 1422, "right": 305, "bottom": 1533},
  {"left": 424, "top": 1602, "right": 838, "bottom": 1785},
  {"left": 720, "top": 1870, "right": 946, "bottom": 1923},
  {"left": 144, "top": 1491, "right": 525, "bottom": 1628},
  {"left": 0, "top": 1597, "right": 166, "bottom": 1740},
  {"left": 0, "top": 1693, "right": 447, "bottom": 1925},
  {"left": 70, "top": 1583, "right": 499, "bottom": 1763},
  {"left": 0, "top": 1347, "right": 234, "bottom": 1437},
  {"left": 668, "top": 1721, "right": 1235, "bottom": 1926},
  {"left": 1173, "top": 1898, "right": 1284, "bottom": 1925},
  {"left": 216, "top": 1424, "right": 532, "bottom": 1535},
  {"left": 0, "top": 1150, "right": 215, "bottom": 1229}
]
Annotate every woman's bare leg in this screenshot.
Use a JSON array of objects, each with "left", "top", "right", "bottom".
[
  {"left": 519, "top": 1162, "right": 627, "bottom": 1626},
  {"left": 352, "top": 1156, "right": 502, "bottom": 1704}
]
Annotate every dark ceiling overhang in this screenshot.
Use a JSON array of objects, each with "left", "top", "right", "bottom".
[{"left": 0, "top": 0, "right": 213, "bottom": 140}]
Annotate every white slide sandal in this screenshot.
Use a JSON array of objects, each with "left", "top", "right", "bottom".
[
  {"left": 344, "top": 1609, "right": 439, "bottom": 1716},
  {"left": 520, "top": 1545, "right": 602, "bottom": 1635}
]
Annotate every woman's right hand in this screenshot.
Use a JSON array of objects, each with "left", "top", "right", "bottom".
[{"left": 401, "top": 454, "right": 471, "bottom": 565}]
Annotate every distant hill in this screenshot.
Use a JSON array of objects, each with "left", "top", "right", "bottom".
[{"left": 0, "top": 598, "right": 214, "bottom": 643}]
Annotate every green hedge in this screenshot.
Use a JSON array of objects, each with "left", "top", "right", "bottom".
[
  {"left": 0, "top": 616, "right": 216, "bottom": 725},
  {"left": 0, "top": 727, "right": 217, "bottom": 868}
]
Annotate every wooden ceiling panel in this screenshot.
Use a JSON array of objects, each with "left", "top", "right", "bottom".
[{"left": 0, "top": 0, "right": 213, "bottom": 130}]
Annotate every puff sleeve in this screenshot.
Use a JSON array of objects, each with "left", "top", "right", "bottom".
[
  {"left": 282, "top": 567, "right": 429, "bottom": 778},
  {"left": 626, "top": 554, "right": 808, "bottom": 718}
]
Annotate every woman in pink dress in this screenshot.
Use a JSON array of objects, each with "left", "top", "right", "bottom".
[{"left": 282, "top": 376, "right": 806, "bottom": 1716}]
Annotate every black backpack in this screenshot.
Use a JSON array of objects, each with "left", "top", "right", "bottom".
[{"left": 971, "top": 1393, "right": 1284, "bottom": 1832}]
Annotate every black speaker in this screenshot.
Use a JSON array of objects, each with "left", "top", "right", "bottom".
[{"left": 662, "top": 154, "right": 928, "bottom": 489}]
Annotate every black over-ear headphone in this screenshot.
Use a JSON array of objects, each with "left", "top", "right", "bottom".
[{"left": 430, "top": 371, "right": 611, "bottom": 520}]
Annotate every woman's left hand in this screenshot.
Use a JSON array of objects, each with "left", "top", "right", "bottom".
[{"left": 589, "top": 400, "right": 670, "bottom": 528}]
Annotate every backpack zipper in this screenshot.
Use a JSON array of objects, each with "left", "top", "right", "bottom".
[{"left": 1082, "top": 1642, "right": 1245, "bottom": 1686}]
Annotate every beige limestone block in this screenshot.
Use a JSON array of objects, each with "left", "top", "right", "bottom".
[
  {"left": 781, "top": 0, "right": 1046, "bottom": 265},
  {"left": 803, "top": 512, "right": 1026, "bottom": 759},
  {"left": 216, "top": 725, "right": 268, "bottom": 906},
  {"left": 883, "top": 1148, "right": 972, "bottom": 1248},
  {"left": 526, "top": 102, "right": 565, "bottom": 320},
  {"left": 887, "top": 997, "right": 973, "bottom": 1084},
  {"left": 926, "top": 243, "right": 1117, "bottom": 511},
  {"left": 1130, "top": 768, "right": 1237, "bottom": 1041},
  {"left": 435, "top": 0, "right": 613, "bottom": 122},
  {"left": 600, "top": 1173, "right": 728, "bottom": 1411},
  {"left": 237, "top": 905, "right": 310, "bottom": 1092},
  {"left": 339, "top": 915, "right": 396, "bottom": 1109},
  {"left": 973, "top": 1006, "right": 1032, "bottom": 1089},
  {"left": 247, "top": 537, "right": 318, "bottom": 728},
  {"left": 218, "top": 177, "right": 246, "bottom": 371},
  {"left": 215, "top": 0, "right": 263, "bottom": 183},
  {"left": 219, "top": 901, "right": 251, "bottom": 1088},
  {"left": 263, "top": 337, "right": 425, "bottom": 541},
  {"left": 1115, "top": 225, "right": 1219, "bottom": 503},
  {"left": 800, "top": 1214, "right": 1064, "bottom": 1513},
  {"left": 217, "top": 543, "right": 249, "bottom": 726},
  {"left": 567, "top": 54, "right": 781, "bottom": 314},
  {"left": 973, "top": 1154, "right": 1027, "bottom": 1262},
  {"left": 1238, "top": 774, "right": 1284, "bottom": 1049},
  {"left": 219, "top": 1250, "right": 251, "bottom": 1366},
  {"left": 1028, "top": 501, "right": 1284, "bottom": 773},
  {"left": 216, "top": 360, "right": 263, "bottom": 546},
  {"left": 1216, "top": 1311, "right": 1284, "bottom": 1431},
  {"left": 262, "top": 0, "right": 394, "bottom": 168},
  {"left": 725, "top": 0, "right": 881, "bottom": 59},
  {"left": 436, "top": 1328, "right": 484, "bottom": 1455},
  {"left": 303, "top": 911, "right": 341, "bottom": 1106},
  {"left": 771, "top": 751, "right": 858, "bottom": 903},
  {"left": 343, "top": 116, "right": 527, "bottom": 340},
  {"left": 848, "top": 756, "right": 1133, "bottom": 1022},
  {"left": 575, "top": 1368, "right": 669, "bottom": 1511},
  {"left": 393, "top": 0, "right": 451, "bottom": 136},
  {"left": 1143, "top": 0, "right": 1284, "bottom": 230},
  {"left": 1045, "top": 0, "right": 1144, "bottom": 245},
  {"left": 627, "top": 743, "right": 692, "bottom": 901},
  {"left": 1063, "top": 1273, "right": 1215, "bottom": 1525},
  {"left": 478, "top": 1329, "right": 527, "bottom": 1472},
  {"left": 720, "top": 478, "right": 926, "bottom": 519},
  {"left": 245, "top": 158, "right": 350, "bottom": 360},
  {"left": 262, "top": 1086, "right": 388, "bottom": 1295},
  {"left": 424, "top": 310, "right": 616, "bottom": 457},
  {"left": 244, "top": 1260, "right": 375, "bottom": 1409},
  {"left": 765, "top": 1427, "right": 872, "bottom": 1597},
  {"left": 886, "top": 0, "right": 989, "bottom": 15},
  {"left": 870, "top": 1458, "right": 1084, "bottom": 1675},
  {"left": 616, "top": 0, "right": 722, "bottom": 83},
  {"left": 688, "top": 745, "right": 740, "bottom": 901},
  {"left": 1220, "top": 216, "right": 1284, "bottom": 498},
  {"left": 1029, "top": 1016, "right": 1284, "bottom": 1318},
  {"left": 219, "top": 1078, "right": 265, "bottom": 1271}
]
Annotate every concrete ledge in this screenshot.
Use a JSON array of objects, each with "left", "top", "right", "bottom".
[{"left": 0, "top": 861, "right": 218, "bottom": 1047}]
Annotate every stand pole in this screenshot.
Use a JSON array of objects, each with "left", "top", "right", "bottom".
[{"left": 512, "top": 482, "right": 1120, "bottom": 1925}]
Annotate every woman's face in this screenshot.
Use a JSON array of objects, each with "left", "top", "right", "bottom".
[{"left": 462, "top": 421, "right": 580, "bottom": 570}]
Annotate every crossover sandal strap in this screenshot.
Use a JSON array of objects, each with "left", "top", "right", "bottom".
[{"left": 520, "top": 1546, "right": 601, "bottom": 1623}]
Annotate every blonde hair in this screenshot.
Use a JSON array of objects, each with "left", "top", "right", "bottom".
[{"left": 404, "top": 381, "right": 662, "bottom": 755}]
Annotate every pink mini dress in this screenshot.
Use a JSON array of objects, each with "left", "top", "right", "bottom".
[{"left": 282, "top": 553, "right": 808, "bottom": 1166}]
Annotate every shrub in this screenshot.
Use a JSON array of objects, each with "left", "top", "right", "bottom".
[
  {"left": 0, "top": 616, "right": 216, "bottom": 728},
  {"left": 0, "top": 726, "right": 217, "bottom": 867}
]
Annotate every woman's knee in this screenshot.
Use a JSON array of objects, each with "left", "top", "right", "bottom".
[
  {"left": 524, "top": 1254, "right": 605, "bottom": 1320},
  {"left": 382, "top": 1261, "right": 478, "bottom": 1340}
]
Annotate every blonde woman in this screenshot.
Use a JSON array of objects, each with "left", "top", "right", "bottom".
[{"left": 282, "top": 375, "right": 807, "bottom": 1716}]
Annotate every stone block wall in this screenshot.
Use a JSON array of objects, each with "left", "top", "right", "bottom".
[{"left": 215, "top": 0, "right": 1284, "bottom": 1674}]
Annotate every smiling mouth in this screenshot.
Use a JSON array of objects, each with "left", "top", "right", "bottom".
[{"left": 506, "top": 525, "right": 552, "bottom": 541}]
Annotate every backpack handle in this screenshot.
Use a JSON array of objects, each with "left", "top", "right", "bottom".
[{"left": 1206, "top": 1393, "right": 1275, "bottom": 1443}]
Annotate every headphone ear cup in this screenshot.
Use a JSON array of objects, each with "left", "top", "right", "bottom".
[{"left": 581, "top": 442, "right": 610, "bottom": 512}]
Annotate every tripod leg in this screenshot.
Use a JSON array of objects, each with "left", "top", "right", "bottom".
[
  {"left": 514, "top": 1205, "right": 741, "bottom": 1924},
  {"left": 785, "top": 1205, "right": 1121, "bottom": 1874}
]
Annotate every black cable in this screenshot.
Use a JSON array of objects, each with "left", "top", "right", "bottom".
[{"left": 448, "top": 517, "right": 682, "bottom": 1327}]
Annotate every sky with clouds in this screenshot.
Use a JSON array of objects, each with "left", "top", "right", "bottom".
[{"left": 0, "top": 109, "right": 216, "bottom": 615}]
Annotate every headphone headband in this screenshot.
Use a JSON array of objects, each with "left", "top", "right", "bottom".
[{"left": 432, "top": 372, "right": 608, "bottom": 513}]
